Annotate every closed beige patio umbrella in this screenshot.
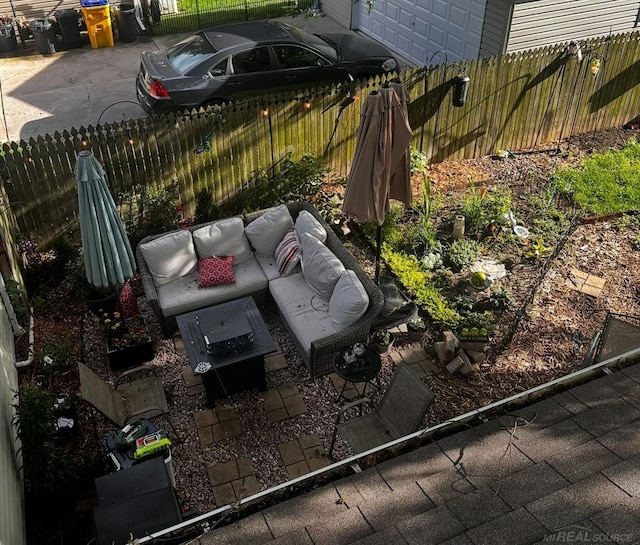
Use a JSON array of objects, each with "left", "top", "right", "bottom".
[{"left": 342, "top": 82, "right": 413, "bottom": 283}]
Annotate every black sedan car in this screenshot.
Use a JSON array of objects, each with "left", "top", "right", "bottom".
[{"left": 136, "top": 20, "right": 398, "bottom": 114}]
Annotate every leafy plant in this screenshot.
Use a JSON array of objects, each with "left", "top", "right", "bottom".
[
  {"left": 448, "top": 238, "right": 482, "bottom": 270},
  {"left": 37, "top": 334, "right": 73, "bottom": 387},
  {"left": 12, "top": 385, "right": 72, "bottom": 494},
  {"left": 120, "top": 182, "right": 185, "bottom": 249},
  {"left": 362, "top": 202, "right": 406, "bottom": 251},
  {"left": 460, "top": 182, "right": 512, "bottom": 235},
  {"left": 241, "top": 153, "right": 328, "bottom": 212},
  {"left": 553, "top": 138, "right": 640, "bottom": 215},
  {"left": 51, "top": 234, "right": 78, "bottom": 268},
  {"left": 372, "top": 328, "right": 392, "bottom": 344},
  {"left": 382, "top": 245, "right": 460, "bottom": 328},
  {"left": 193, "top": 190, "right": 222, "bottom": 225},
  {"left": 525, "top": 237, "right": 553, "bottom": 260},
  {"left": 407, "top": 316, "right": 426, "bottom": 331},
  {"left": 5, "top": 279, "right": 29, "bottom": 327},
  {"left": 410, "top": 146, "right": 429, "bottom": 176}
]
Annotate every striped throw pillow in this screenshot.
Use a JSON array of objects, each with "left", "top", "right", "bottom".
[{"left": 274, "top": 228, "right": 300, "bottom": 276}]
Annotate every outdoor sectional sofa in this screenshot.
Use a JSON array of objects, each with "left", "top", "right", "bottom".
[{"left": 136, "top": 201, "right": 383, "bottom": 377}]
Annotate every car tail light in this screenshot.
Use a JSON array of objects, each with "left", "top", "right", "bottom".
[{"left": 149, "top": 80, "right": 170, "bottom": 99}]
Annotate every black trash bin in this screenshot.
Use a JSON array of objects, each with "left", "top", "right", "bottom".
[
  {"left": 55, "top": 9, "right": 82, "bottom": 49},
  {"left": 114, "top": 3, "right": 137, "bottom": 43},
  {"left": 29, "top": 19, "right": 56, "bottom": 54}
]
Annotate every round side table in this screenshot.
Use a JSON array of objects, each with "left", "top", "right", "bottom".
[{"left": 333, "top": 346, "right": 382, "bottom": 403}]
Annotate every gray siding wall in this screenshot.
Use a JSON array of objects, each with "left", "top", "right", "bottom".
[
  {"left": 507, "top": 0, "right": 640, "bottom": 52},
  {"left": 320, "top": 0, "right": 352, "bottom": 29},
  {"left": 0, "top": 306, "right": 25, "bottom": 545},
  {"left": 479, "top": 0, "right": 512, "bottom": 57}
]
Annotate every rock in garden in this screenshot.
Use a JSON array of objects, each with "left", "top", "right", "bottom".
[
  {"left": 466, "top": 350, "right": 485, "bottom": 363},
  {"left": 434, "top": 342, "right": 448, "bottom": 365},
  {"left": 446, "top": 355, "right": 464, "bottom": 374},
  {"left": 442, "top": 331, "right": 459, "bottom": 360}
]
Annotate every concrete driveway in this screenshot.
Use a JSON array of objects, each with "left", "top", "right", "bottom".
[{"left": 0, "top": 15, "right": 393, "bottom": 143}]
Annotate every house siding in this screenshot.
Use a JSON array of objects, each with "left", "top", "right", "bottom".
[
  {"left": 507, "top": 0, "right": 639, "bottom": 52},
  {"left": 0, "top": 304, "right": 25, "bottom": 545},
  {"left": 320, "top": 0, "right": 352, "bottom": 29},
  {"left": 479, "top": 0, "right": 512, "bottom": 57}
]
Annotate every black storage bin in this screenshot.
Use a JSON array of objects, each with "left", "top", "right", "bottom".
[
  {"left": 0, "top": 23, "right": 18, "bottom": 53},
  {"left": 114, "top": 3, "right": 137, "bottom": 43},
  {"left": 29, "top": 19, "right": 56, "bottom": 54},
  {"left": 55, "top": 9, "right": 82, "bottom": 49}
]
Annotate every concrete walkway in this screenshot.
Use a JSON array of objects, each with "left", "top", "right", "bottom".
[{"left": 193, "top": 362, "right": 640, "bottom": 544}]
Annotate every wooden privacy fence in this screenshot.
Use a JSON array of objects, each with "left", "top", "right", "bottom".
[{"left": 2, "top": 31, "right": 640, "bottom": 246}]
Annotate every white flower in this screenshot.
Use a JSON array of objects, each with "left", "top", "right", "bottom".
[{"left": 43, "top": 356, "right": 54, "bottom": 366}]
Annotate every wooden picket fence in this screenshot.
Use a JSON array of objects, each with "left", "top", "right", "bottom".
[{"left": 2, "top": 31, "right": 640, "bottom": 246}]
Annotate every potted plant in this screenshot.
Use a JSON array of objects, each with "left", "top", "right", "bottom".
[
  {"left": 0, "top": 14, "right": 18, "bottom": 53},
  {"left": 407, "top": 316, "right": 427, "bottom": 342},
  {"left": 99, "top": 311, "right": 154, "bottom": 371},
  {"left": 371, "top": 328, "right": 394, "bottom": 353}
]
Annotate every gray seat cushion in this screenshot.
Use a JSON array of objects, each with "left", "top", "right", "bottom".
[
  {"left": 269, "top": 272, "right": 336, "bottom": 362},
  {"left": 157, "top": 255, "right": 268, "bottom": 317}
]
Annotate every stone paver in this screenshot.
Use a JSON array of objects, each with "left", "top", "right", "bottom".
[
  {"left": 182, "top": 365, "right": 205, "bottom": 395},
  {"left": 278, "top": 434, "right": 330, "bottom": 478},
  {"left": 265, "top": 352, "right": 288, "bottom": 372},
  {"left": 207, "top": 457, "right": 260, "bottom": 506},
  {"left": 194, "top": 406, "right": 241, "bottom": 445},
  {"left": 565, "top": 268, "right": 605, "bottom": 297},
  {"left": 262, "top": 384, "right": 307, "bottom": 422}
]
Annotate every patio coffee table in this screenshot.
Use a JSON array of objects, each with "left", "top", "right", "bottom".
[{"left": 177, "top": 296, "right": 276, "bottom": 406}]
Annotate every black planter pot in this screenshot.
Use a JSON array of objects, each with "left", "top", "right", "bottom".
[
  {"left": 82, "top": 288, "right": 118, "bottom": 316},
  {"left": 107, "top": 338, "right": 154, "bottom": 371}
]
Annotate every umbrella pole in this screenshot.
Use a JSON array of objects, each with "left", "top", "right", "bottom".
[{"left": 375, "top": 225, "right": 382, "bottom": 285}]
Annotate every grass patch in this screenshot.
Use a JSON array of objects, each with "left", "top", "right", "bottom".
[{"left": 553, "top": 138, "right": 640, "bottom": 215}]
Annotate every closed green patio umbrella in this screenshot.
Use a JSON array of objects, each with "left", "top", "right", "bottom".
[{"left": 75, "top": 150, "right": 136, "bottom": 287}]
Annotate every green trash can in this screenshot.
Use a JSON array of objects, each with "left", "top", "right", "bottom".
[
  {"left": 29, "top": 19, "right": 56, "bottom": 54},
  {"left": 114, "top": 3, "right": 137, "bottom": 43}
]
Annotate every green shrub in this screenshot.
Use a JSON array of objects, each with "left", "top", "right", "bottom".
[
  {"left": 362, "top": 202, "right": 406, "bottom": 251},
  {"left": 553, "top": 138, "right": 640, "bottom": 215},
  {"left": 460, "top": 182, "right": 512, "bottom": 235},
  {"left": 448, "top": 238, "right": 482, "bottom": 270},
  {"left": 121, "top": 183, "right": 184, "bottom": 248},
  {"left": 382, "top": 245, "right": 460, "bottom": 328},
  {"left": 241, "top": 153, "right": 328, "bottom": 212},
  {"left": 51, "top": 234, "right": 78, "bottom": 268},
  {"left": 5, "top": 279, "right": 29, "bottom": 327},
  {"left": 193, "top": 190, "right": 222, "bottom": 225},
  {"left": 12, "top": 385, "right": 71, "bottom": 493}
]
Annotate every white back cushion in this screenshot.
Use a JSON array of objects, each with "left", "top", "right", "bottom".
[
  {"left": 295, "top": 210, "right": 326, "bottom": 243},
  {"left": 193, "top": 217, "right": 252, "bottom": 263},
  {"left": 140, "top": 230, "right": 197, "bottom": 286},
  {"left": 329, "top": 269, "right": 370, "bottom": 329},
  {"left": 244, "top": 204, "right": 294, "bottom": 256},
  {"left": 300, "top": 232, "right": 345, "bottom": 301}
]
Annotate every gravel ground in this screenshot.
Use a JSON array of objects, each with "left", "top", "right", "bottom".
[{"left": 80, "top": 295, "right": 407, "bottom": 514}]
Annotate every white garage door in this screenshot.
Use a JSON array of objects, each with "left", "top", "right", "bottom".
[{"left": 353, "top": 0, "right": 486, "bottom": 65}]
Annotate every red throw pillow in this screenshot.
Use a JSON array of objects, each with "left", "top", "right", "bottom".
[
  {"left": 118, "top": 281, "right": 139, "bottom": 318},
  {"left": 198, "top": 256, "right": 235, "bottom": 288}
]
